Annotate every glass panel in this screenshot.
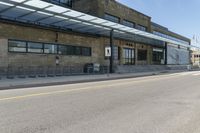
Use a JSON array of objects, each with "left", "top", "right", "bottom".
[
  {"left": 8, "top": 40, "right": 27, "bottom": 52},
  {"left": 66, "top": 45, "right": 74, "bottom": 55},
  {"left": 82, "top": 47, "right": 91, "bottom": 56},
  {"left": 44, "top": 44, "right": 57, "bottom": 54},
  {"left": 9, "top": 47, "right": 26, "bottom": 52},
  {"left": 123, "top": 48, "right": 135, "bottom": 65},
  {"left": 9, "top": 40, "right": 26, "bottom": 47},
  {"left": 122, "top": 20, "right": 135, "bottom": 28},
  {"left": 74, "top": 46, "right": 81, "bottom": 55},
  {"left": 104, "top": 13, "right": 120, "bottom": 23},
  {"left": 28, "top": 42, "right": 43, "bottom": 53},
  {"left": 58, "top": 45, "right": 67, "bottom": 55},
  {"left": 24, "top": 1, "right": 51, "bottom": 9},
  {"left": 46, "top": 5, "right": 68, "bottom": 13},
  {"left": 137, "top": 25, "right": 147, "bottom": 31}
]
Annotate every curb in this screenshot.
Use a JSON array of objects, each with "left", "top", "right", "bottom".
[
  {"left": 0, "top": 72, "right": 159, "bottom": 90},
  {"left": 0, "top": 69, "right": 195, "bottom": 90}
]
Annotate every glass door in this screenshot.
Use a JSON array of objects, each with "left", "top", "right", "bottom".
[{"left": 123, "top": 48, "right": 135, "bottom": 65}]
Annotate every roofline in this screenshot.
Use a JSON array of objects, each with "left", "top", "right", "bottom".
[
  {"left": 113, "top": 0, "right": 151, "bottom": 19},
  {"left": 152, "top": 22, "right": 190, "bottom": 42},
  {"left": 0, "top": 0, "right": 191, "bottom": 48}
]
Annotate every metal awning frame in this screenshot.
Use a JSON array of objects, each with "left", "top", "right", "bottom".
[{"left": 0, "top": 0, "right": 190, "bottom": 48}]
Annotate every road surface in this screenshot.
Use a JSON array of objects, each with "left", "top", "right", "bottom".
[{"left": 1, "top": 71, "right": 200, "bottom": 133}]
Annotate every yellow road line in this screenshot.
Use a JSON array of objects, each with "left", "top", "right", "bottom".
[{"left": 0, "top": 73, "right": 185, "bottom": 102}]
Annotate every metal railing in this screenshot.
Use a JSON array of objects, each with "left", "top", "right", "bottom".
[{"left": 0, "top": 66, "right": 108, "bottom": 80}]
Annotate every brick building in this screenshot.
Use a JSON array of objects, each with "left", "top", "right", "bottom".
[{"left": 0, "top": 0, "right": 191, "bottom": 74}]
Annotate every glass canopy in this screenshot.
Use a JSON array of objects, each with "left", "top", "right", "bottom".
[{"left": 0, "top": 0, "right": 190, "bottom": 48}]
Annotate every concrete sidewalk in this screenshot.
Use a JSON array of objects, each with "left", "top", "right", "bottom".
[{"left": 0, "top": 70, "right": 185, "bottom": 90}]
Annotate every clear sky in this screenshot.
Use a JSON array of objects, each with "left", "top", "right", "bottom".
[{"left": 117, "top": 0, "right": 200, "bottom": 39}]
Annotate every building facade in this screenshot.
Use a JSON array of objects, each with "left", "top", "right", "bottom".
[{"left": 0, "top": 0, "right": 191, "bottom": 73}]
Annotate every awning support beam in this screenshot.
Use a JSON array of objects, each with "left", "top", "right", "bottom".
[{"left": 110, "top": 29, "right": 114, "bottom": 73}]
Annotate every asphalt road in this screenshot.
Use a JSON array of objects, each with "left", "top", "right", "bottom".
[{"left": 1, "top": 71, "right": 200, "bottom": 133}]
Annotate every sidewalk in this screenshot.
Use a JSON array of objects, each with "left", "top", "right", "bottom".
[{"left": 0, "top": 70, "right": 185, "bottom": 90}]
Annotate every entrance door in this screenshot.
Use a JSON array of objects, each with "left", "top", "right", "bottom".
[
  {"left": 123, "top": 48, "right": 135, "bottom": 65},
  {"left": 153, "top": 48, "right": 164, "bottom": 64}
]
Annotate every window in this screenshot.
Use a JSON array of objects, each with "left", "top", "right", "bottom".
[
  {"left": 8, "top": 39, "right": 92, "bottom": 57},
  {"left": 123, "top": 48, "right": 135, "bottom": 65},
  {"left": 27, "top": 42, "right": 43, "bottom": 53},
  {"left": 67, "top": 45, "right": 75, "bottom": 55},
  {"left": 44, "top": 44, "right": 57, "bottom": 54},
  {"left": 138, "top": 50, "right": 147, "bottom": 61},
  {"left": 122, "top": 20, "right": 135, "bottom": 28},
  {"left": 104, "top": 13, "right": 120, "bottom": 23},
  {"left": 74, "top": 46, "right": 81, "bottom": 55},
  {"left": 47, "top": 0, "right": 73, "bottom": 7},
  {"left": 137, "top": 25, "right": 147, "bottom": 31},
  {"left": 152, "top": 49, "right": 164, "bottom": 64},
  {"left": 8, "top": 40, "right": 27, "bottom": 52},
  {"left": 153, "top": 31, "right": 190, "bottom": 45},
  {"left": 82, "top": 47, "right": 91, "bottom": 56},
  {"left": 58, "top": 45, "right": 67, "bottom": 55}
]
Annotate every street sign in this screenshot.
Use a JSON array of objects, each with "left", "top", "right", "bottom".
[{"left": 105, "top": 46, "right": 111, "bottom": 57}]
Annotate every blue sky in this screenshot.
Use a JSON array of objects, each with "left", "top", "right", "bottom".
[{"left": 117, "top": 0, "right": 200, "bottom": 39}]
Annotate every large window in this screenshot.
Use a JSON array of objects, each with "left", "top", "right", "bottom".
[
  {"left": 44, "top": 44, "right": 57, "bottom": 54},
  {"left": 82, "top": 47, "right": 91, "bottom": 56},
  {"left": 45, "top": 0, "right": 73, "bottom": 7},
  {"left": 58, "top": 45, "right": 68, "bottom": 55},
  {"left": 8, "top": 40, "right": 92, "bottom": 57},
  {"left": 123, "top": 48, "right": 135, "bottom": 65},
  {"left": 122, "top": 20, "right": 135, "bottom": 28},
  {"left": 74, "top": 46, "right": 81, "bottom": 55},
  {"left": 137, "top": 25, "right": 147, "bottom": 31},
  {"left": 138, "top": 50, "right": 147, "bottom": 61},
  {"left": 104, "top": 13, "right": 120, "bottom": 23},
  {"left": 27, "top": 42, "right": 43, "bottom": 53},
  {"left": 8, "top": 40, "right": 27, "bottom": 52},
  {"left": 153, "top": 31, "right": 190, "bottom": 45}
]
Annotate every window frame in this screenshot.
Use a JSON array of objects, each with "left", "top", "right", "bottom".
[
  {"left": 122, "top": 20, "right": 135, "bottom": 28},
  {"left": 104, "top": 13, "right": 120, "bottom": 23},
  {"left": 44, "top": 43, "right": 58, "bottom": 54},
  {"left": 8, "top": 39, "right": 92, "bottom": 57},
  {"left": 8, "top": 40, "right": 27, "bottom": 53},
  {"left": 27, "top": 42, "right": 44, "bottom": 54},
  {"left": 137, "top": 24, "right": 147, "bottom": 31},
  {"left": 123, "top": 48, "right": 135, "bottom": 65}
]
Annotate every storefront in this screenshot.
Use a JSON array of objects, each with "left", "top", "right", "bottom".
[
  {"left": 152, "top": 48, "right": 164, "bottom": 65},
  {"left": 123, "top": 48, "right": 135, "bottom": 65}
]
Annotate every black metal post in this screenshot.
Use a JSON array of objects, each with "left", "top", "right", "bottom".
[
  {"left": 165, "top": 42, "right": 168, "bottom": 65},
  {"left": 110, "top": 29, "right": 114, "bottom": 73}
]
